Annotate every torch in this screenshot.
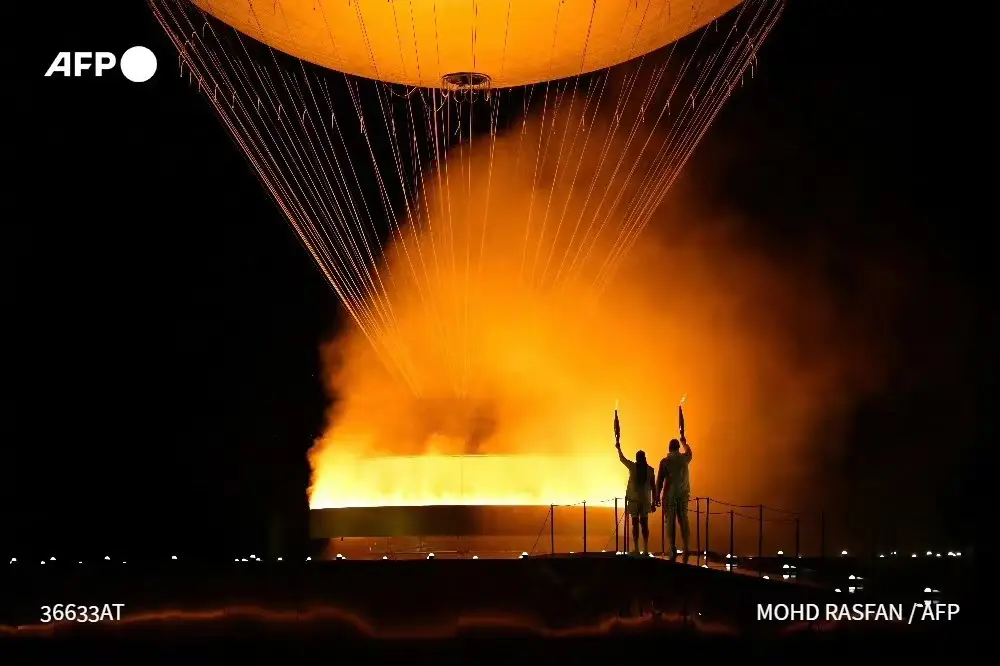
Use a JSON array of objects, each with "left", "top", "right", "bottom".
[
  {"left": 614, "top": 401, "right": 621, "bottom": 448},
  {"left": 678, "top": 394, "right": 686, "bottom": 439}
]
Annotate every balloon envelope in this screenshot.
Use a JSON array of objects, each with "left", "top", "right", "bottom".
[{"left": 191, "top": 0, "right": 743, "bottom": 88}]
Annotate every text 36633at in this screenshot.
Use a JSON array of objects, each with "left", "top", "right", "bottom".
[{"left": 39, "top": 604, "right": 124, "bottom": 623}]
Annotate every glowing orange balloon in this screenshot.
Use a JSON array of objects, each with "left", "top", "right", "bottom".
[{"left": 191, "top": 0, "right": 743, "bottom": 88}]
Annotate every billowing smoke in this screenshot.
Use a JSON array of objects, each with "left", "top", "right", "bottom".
[{"left": 308, "top": 93, "right": 886, "bottom": 512}]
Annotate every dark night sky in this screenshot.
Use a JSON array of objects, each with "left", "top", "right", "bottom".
[{"left": 6, "top": 1, "right": 992, "bottom": 560}]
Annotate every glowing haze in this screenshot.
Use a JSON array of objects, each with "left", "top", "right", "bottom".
[{"left": 308, "top": 100, "right": 880, "bottom": 510}]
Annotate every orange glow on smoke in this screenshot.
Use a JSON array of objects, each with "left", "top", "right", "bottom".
[{"left": 308, "top": 99, "right": 880, "bottom": 511}]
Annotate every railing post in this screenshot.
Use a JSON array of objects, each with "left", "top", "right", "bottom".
[
  {"left": 705, "top": 497, "right": 711, "bottom": 566},
  {"left": 624, "top": 503, "right": 630, "bottom": 553},
  {"left": 695, "top": 497, "right": 701, "bottom": 565},
  {"left": 582, "top": 501, "right": 587, "bottom": 553},
  {"left": 729, "top": 510, "right": 735, "bottom": 558},
  {"left": 550, "top": 504, "right": 555, "bottom": 554},
  {"left": 820, "top": 512, "right": 826, "bottom": 558},
  {"left": 614, "top": 498, "right": 619, "bottom": 552},
  {"left": 795, "top": 517, "right": 801, "bottom": 558},
  {"left": 757, "top": 504, "right": 764, "bottom": 576}
]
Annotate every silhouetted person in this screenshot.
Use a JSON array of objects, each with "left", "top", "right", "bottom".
[
  {"left": 617, "top": 442, "right": 656, "bottom": 555},
  {"left": 656, "top": 436, "right": 693, "bottom": 562}
]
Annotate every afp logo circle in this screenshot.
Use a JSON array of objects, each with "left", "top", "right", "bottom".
[{"left": 45, "top": 47, "right": 157, "bottom": 83}]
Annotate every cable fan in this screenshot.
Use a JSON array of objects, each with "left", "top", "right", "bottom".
[{"left": 150, "top": 0, "right": 784, "bottom": 394}]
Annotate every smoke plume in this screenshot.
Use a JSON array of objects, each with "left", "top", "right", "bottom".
[{"left": 308, "top": 93, "right": 885, "bottom": 512}]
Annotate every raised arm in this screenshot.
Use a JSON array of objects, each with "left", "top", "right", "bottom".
[
  {"left": 617, "top": 443, "right": 631, "bottom": 468},
  {"left": 682, "top": 436, "right": 693, "bottom": 460}
]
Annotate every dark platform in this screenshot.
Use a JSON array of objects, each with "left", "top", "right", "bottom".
[{"left": 3, "top": 553, "right": 971, "bottom": 657}]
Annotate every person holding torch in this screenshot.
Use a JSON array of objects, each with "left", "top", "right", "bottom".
[
  {"left": 656, "top": 398, "right": 694, "bottom": 563},
  {"left": 615, "top": 407, "right": 656, "bottom": 555}
]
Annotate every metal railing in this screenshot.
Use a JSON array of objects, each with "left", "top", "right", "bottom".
[{"left": 521, "top": 496, "right": 829, "bottom": 566}]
